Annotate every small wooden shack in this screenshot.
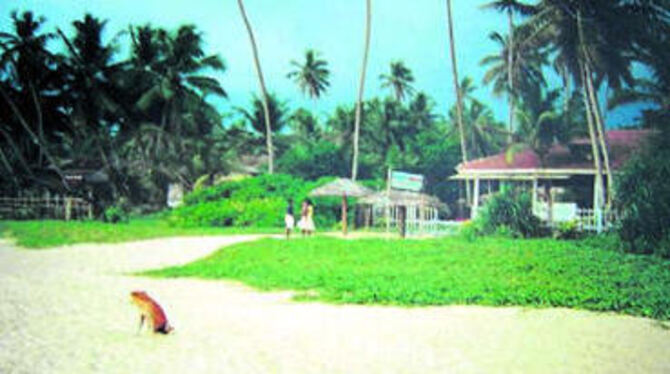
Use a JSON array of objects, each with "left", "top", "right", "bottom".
[{"left": 357, "top": 190, "right": 447, "bottom": 232}]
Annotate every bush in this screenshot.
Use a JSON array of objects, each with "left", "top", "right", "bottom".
[
  {"left": 616, "top": 130, "right": 670, "bottom": 257},
  {"left": 554, "top": 220, "right": 583, "bottom": 240},
  {"left": 472, "top": 188, "right": 544, "bottom": 238},
  {"left": 167, "top": 174, "right": 366, "bottom": 229},
  {"left": 104, "top": 205, "right": 128, "bottom": 224}
]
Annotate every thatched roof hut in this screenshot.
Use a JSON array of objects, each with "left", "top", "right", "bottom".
[
  {"left": 309, "top": 178, "right": 373, "bottom": 198},
  {"left": 308, "top": 178, "right": 372, "bottom": 235}
]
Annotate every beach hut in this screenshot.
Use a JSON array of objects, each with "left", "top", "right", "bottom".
[
  {"left": 309, "top": 178, "right": 372, "bottom": 235},
  {"left": 357, "top": 190, "right": 447, "bottom": 234}
]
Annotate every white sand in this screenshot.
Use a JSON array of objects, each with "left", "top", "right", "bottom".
[{"left": 0, "top": 235, "right": 669, "bottom": 373}]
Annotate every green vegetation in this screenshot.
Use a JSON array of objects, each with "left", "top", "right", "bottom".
[
  {"left": 616, "top": 130, "right": 670, "bottom": 258},
  {"left": 466, "top": 188, "right": 544, "bottom": 238},
  {"left": 169, "top": 174, "right": 361, "bottom": 229},
  {"left": 145, "top": 236, "right": 670, "bottom": 320},
  {"left": 0, "top": 219, "right": 279, "bottom": 249}
]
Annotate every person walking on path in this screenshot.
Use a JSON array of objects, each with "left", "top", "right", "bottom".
[{"left": 285, "top": 199, "right": 295, "bottom": 239}]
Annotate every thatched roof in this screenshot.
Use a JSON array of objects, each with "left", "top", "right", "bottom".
[
  {"left": 358, "top": 190, "right": 446, "bottom": 209},
  {"left": 309, "top": 178, "right": 373, "bottom": 197}
]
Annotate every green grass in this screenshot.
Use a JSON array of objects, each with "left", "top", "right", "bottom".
[
  {"left": 144, "top": 236, "right": 670, "bottom": 320},
  {"left": 0, "top": 219, "right": 280, "bottom": 249}
]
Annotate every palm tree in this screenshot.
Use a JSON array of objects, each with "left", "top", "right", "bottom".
[
  {"left": 608, "top": 78, "right": 670, "bottom": 126},
  {"left": 287, "top": 49, "right": 330, "bottom": 100},
  {"left": 351, "top": 0, "right": 371, "bottom": 181},
  {"left": 481, "top": 0, "right": 535, "bottom": 144},
  {"left": 513, "top": 1, "right": 662, "bottom": 227},
  {"left": 379, "top": 60, "right": 415, "bottom": 102},
  {"left": 238, "top": 93, "right": 287, "bottom": 136},
  {"left": 237, "top": 0, "right": 274, "bottom": 174},
  {"left": 445, "top": 0, "right": 469, "bottom": 201},
  {"left": 448, "top": 78, "right": 507, "bottom": 159},
  {"left": 0, "top": 11, "right": 71, "bottom": 189},
  {"left": 125, "top": 24, "right": 226, "bottom": 188},
  {"left": 480, "top": 30, "right": 546, "bottom": 141},
  {"left": 0, "top": 12, "right": 53, "bottom": 164}
]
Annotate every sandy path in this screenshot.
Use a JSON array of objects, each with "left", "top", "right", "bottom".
[{"left": 0, "top": 236, "right": 669, "bottom": 374}]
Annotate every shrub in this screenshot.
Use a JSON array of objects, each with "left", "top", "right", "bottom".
[
  {"left": 104, "top": 205, "right": 128, "bottom": 224},
  {"left": 616, "top": 130, "right": 670, "bottom": 257},
  {"left": 473, "top": 188, "right": 544, "bottom": 238},
  {"left": 554, "top": 220, "right": 583, "bottom": 240},
  {"left": 167, "top": 174, "right": 365, "bottom": 229}
]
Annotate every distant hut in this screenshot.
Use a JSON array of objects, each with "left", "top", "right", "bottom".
[{"left": 309, "top": 178, "right": 372, "bottom": 235}]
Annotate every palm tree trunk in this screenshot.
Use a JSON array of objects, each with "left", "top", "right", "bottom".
[
  {"left": 0, "top": 84, "right": 68, "bottom": 188},
  {"left": 446, "top": 0, "right": 470, "bottom": 203},
  {"left": 0, "top": 146, "right": 19, "bottom": 188},
  {"left": 580, "top": 63, "right": 605, "bottom": 223},
  {"left": 29, "top": 83, "right": 46, "bottom": 166},
  {"left": 507, "top": 8, "right": 515, "bottom": 145},
  {"left": 351, "top": 0, "right": 372, "bottom": 181},
  {"left": 0, "top": 127, "right": 34, "bottom": 178},
  {"left": 585, "top": 63, "right": 614, "bottom": 206},
  {"left": 237, "top": 0, "right": 274, "bottom": 174}
]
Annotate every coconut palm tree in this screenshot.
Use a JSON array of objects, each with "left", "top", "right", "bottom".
[
  {"left": 445, "top": 0, "right": 469, "bottom": 201},
  {"left": 287, "top": 49, "right": 330, "bottom": 100},
  {"left": 480, "top": 30, "right": 546, "bottom": 140},
  {"left": 379, "top": 60, "right": 415, "bottom": 102},
  {"left": 481, "top": 0, "right": 535, "bottom": 144},
  {"left": 237, "top": 0, "right": 274, "bottom": 174},
  {"left": 512, "top": 0, "right": 662, "bottom": 225},
  {"left": 0, "top": 11, "right": 63, "bottom": 182},
  {"left": 351, "top": 0, "right": 371, "bottom": 181}
]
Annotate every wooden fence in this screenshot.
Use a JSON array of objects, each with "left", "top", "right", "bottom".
[{"left": 0, "top": 195, "right": 92, "bottom": 220}]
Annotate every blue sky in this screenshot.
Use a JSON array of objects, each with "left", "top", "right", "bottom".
[{"left": 0, "top": 0, "right": 642, "bottom": 126}]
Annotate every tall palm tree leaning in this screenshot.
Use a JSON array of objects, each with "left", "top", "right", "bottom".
[
  {"left": 287, "top": 49, "right": 330, "bottom": 100},
  {"left": 445, "top": 0, "right": 470, "bottom": 203},
  {"left": 351, "top": 0, "right": 371, "bottom": 181},
  {"left": 237, "top": 0, "right": 274, "bottom": 174},
  {"left": 379, "top": 61, "right": 415, "bottom": 102}
]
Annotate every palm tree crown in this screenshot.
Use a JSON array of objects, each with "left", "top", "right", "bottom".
[
  {"left": 379, "top": 60, "right": 415, "bottom": 102},
  {"left": 287, "top": 49, "right": 330, "bottom": 100}
]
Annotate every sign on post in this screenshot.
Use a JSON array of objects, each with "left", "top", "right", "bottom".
[{"left": 390, "top": 171, "right": 424, "bottom": 192}]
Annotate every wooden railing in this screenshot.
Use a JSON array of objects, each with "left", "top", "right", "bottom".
[{"left": 0, "top": 195, "right": 92, "bottom": 220}]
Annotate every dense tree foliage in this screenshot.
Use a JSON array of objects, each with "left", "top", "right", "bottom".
[{"left": 2, "top": 2, "right": 669, "bottom": 230}]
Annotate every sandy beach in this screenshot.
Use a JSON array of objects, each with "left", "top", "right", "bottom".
[{"left": 0, "top": 236, "right": 669, "bottom": 374}]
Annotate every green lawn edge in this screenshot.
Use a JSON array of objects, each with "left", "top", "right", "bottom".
[
  {"left": 143, "top": 236, "right": 670, "bottom": 320},
  {"left": 0, "top": 219, "right": 281, "bottom": 249}
]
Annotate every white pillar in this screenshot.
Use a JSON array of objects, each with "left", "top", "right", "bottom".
[
  {"left": 594, "top": 174, "right": 603, "bottom": 233},
  {"left": 532, "top": 178, "right": 538, "bottom": 216},
  {"left": 471, "top": 178, "right": 480, "bottom": 219}
]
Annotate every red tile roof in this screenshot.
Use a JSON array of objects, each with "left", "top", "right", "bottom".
[{"left": 458, "top": 130, "right": 651, "bottom": 172}]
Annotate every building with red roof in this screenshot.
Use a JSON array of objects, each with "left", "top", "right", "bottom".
[{"left": 451, "top": 130, "right": 651, "bottom": 230}]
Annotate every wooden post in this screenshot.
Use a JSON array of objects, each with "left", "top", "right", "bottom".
[
  {"left": 386, "top": 168, "right": 391, "bottom": 234},
  {"left": 399, "top": 205, "right": 407, "bottom": 238},
  {"left": 342, "top": 193, "right": 348, "bottom": 236},
  {"left": 65, "top": 196, "right": 72, "bottom": 221},
  {"left": 87, "top": 190, "right": 93, "bottom": 220}
]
